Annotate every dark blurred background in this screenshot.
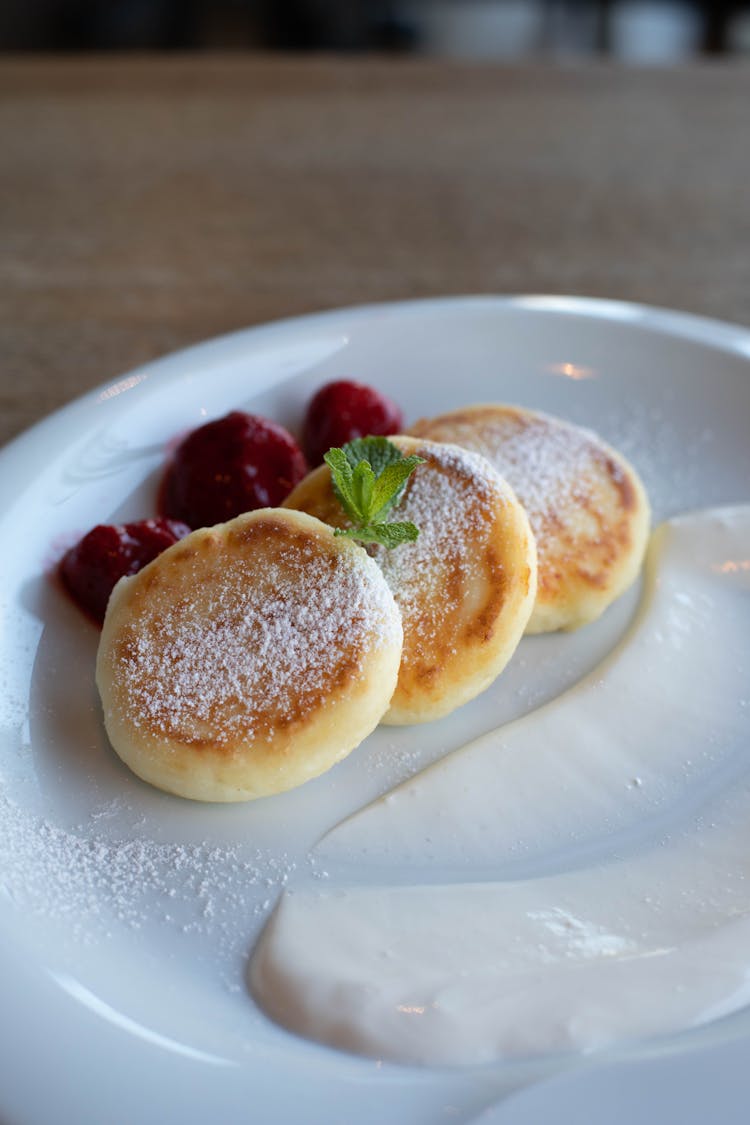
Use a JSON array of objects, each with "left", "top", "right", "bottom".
[{"left": 1, "top": 0, "right": 749, "bottom": 60}]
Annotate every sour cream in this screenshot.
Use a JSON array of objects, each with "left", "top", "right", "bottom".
[{"left": 250, "top": 507, "right": 750, "bottom": 1066}]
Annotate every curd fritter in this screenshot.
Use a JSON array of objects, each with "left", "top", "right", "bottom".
[
  {"left": 285, "top": 437, "right": 537, "bottom": 724},
  {"left": 96, "top": 509, "right": 403, "bottom": 801},
  {"left": 409, "top": 405, "right": 650, "bottom": 633}
]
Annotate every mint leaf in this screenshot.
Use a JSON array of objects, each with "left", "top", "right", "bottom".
[
  {"left": 342, "top": 437, "right": 404, "bottom": 478},
  {"left": 325, "top": 436, "right": 424, "bottom": 550},
  {"left": 324, "top": 447, "right": 361, "bottom": 524},
  {"left": 351, "top": 458, "right": 375, "bottom": 517},
  {"left": 369, "top": 454, "right": 425, "bottom": 521},
  {"left": 334, "top": 521, "right": 420, "bottom": 548}
]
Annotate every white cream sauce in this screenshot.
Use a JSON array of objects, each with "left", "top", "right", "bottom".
[{"left": 250, "top": 507, "right": 750, "bottom": 1066}]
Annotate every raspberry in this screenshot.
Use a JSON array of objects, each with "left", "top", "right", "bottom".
[
  {"left": 60, "top": 517, "right": 190, "bottom": 624},
  {"left": 160, "top": 411, "right": 308, "bottom": 530},
  {"left": 303, "top": 380, "right": 404, "bottom": 465}
]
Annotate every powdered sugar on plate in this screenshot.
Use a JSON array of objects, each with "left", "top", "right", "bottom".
[{"left": 0, "top": 788, "right": 300, "bottom": 962}]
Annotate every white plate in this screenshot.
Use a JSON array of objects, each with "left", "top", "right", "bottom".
[{"left": 1, "top": 295, "right": 749, "bottom": 1125}]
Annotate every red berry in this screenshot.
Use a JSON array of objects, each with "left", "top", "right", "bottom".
[
  {"left": 160, "top": 411, "right": 308, "bottom": 530},
  {"left": 303, "top": 380, "right": 404, "bottom": 465},
  {"left": 60, "top": 517, "right": 190, "bottom": 624}
]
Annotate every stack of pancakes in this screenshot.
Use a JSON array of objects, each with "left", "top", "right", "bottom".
[{"left": 97, "top": 404, "right": 649, "bottom": 802}]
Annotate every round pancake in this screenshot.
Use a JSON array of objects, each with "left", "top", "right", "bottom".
[
  {"left": 96, "top": 509, "right": 403, "bottom": 802},
  {"left": 409, "top": 404, "right": 650, "bottom": 634},
  {"left": 284, "top": 437, "right": 537, "bottom": 725}
]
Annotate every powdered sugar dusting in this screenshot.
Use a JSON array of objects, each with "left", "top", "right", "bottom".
[
  {"left": 111, "top": 525, "right": 399, "bottom": 746},
  {"left": 426, "top": 411, "right": 601, "bottom": 537},
  {"left": 375, "top": 442, "right": 506, "bottom": 656}
]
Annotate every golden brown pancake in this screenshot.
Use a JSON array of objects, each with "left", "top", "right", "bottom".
[
  {"left": 284, "top": 437, "right": 537, "bottom": 724},
  {"left": 96, "top": 509, "right": 403, "bottom": 801},
  {"left": 409, "top": 405, "right": 650, "bottom": 633}
]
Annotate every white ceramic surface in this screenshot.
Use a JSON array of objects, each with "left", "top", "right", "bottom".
[{"left": 1, "top": 296, "right": 749, "bottom": 1124}]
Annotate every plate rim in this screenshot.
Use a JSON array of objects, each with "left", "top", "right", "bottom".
[{"left": 2, "top": 293, "right": 749, "bottom": 474}]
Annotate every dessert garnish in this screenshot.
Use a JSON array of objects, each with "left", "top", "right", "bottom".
[
  {"left": 303, "top": 380, "right": 403, "bottom": 465},
  {"left": 324, "top": 436, "right": 424, "bottom": 549},
  {"left": 60, "top": 517, "right": 190, "bottom": 624},
  {"left": 160, "top": 410, "right": 308, "bottom": 530}
]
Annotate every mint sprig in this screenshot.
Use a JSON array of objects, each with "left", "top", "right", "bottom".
[{"left": 324, "top": 437, "right": 424, "bottom": 549}]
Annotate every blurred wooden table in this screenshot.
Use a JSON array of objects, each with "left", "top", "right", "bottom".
[{"left": 1, "top": 54, "right": 749, "bottom": 448}]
